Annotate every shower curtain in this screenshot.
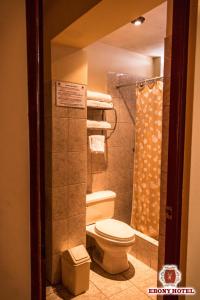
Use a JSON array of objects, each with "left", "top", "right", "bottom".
[{"left": 131, "top": 80, "right": 163, "bottom": 239}]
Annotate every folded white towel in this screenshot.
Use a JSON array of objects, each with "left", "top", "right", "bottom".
[
  {"left": 87, "top": 90, "right": 112, "bottom": 103},
  {"left": 87, "top": 99, "right": 113, "bottom": 109},
  {"left": 87, "top": 120, "right": 111, "bottom": 129},
  {"left": 89, "top": 135, "right": 105, "bottom": 153}
]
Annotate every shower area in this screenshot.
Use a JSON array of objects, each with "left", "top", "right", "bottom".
[{"left": 113, "top": 73, "right": 163, "bottom": 269}]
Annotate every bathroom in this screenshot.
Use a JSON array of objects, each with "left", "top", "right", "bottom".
[{"left": 45, "top": 1, "right": 170, "bottom": 299}]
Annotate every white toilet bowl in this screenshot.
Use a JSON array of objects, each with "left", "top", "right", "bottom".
[{"left": 86, "top": 218, "right": 135, "bottom": 274}]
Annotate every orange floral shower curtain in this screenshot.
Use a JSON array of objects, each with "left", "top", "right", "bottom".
[{"left": 131, "top": 80, "right": 163, "bottom": 239}]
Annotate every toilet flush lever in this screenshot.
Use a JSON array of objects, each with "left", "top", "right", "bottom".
[{"left": 166, "top": 206, "right": 173, "bottom": 220}]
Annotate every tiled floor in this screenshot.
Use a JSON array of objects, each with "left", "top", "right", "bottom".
[{"left": 46, "top": 254, "right": 157, "bottom": 300}]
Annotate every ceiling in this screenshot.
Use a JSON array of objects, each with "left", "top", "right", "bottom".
[
  {"left": 99, "top": 2, "right": 167, "bottom": 57},
  {"left": 52, "top": 0, "right": 165, "bottom": 48}
]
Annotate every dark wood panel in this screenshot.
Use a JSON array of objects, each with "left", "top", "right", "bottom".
[
  {"left": 26, "top": 0, "right": 45, "bottom": 299},
  {"left": 164, "top": 0, "right": 190, "bottom": 299}
]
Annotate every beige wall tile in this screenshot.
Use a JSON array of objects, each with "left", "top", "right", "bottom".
[
  {"left": 107, "top": 73, "right": 120, "bottom": 97},
  {"left": 119, "top": 122, "right": 135, "bottom": 150},
  {"left": 87, "top": 148, "right": 92, "bottom": 192},
  {"left": 68, "top": 213, "right": 86, "bottom": 248},
  {"left": 46, "top": 251, "right": 53, "bottom": 284},
  {"left": 52, "top": 118, "right": 68, "bottom": 153},
  {"left": 91, "top": 152, "right": 107, "bottom": 173},
  {"left": 52, "top": 81, "right": 68, "bottom": 118},
  {"left": 107, "top": 122, "right": 135, "bottom": 150},
  {"left": 149, "top": 243, "right": 158, "bottom": 271},
  {"left": 68, "top": 183, "right": 86, "bottom": 218},
  {"left": 68, "top": 118, "right": 86, "bottom": 151},
  {"left": 107, "top": 168, "right": 132, "bottom": 195},
  {"left": 44, "top": 117, "right": 52, "bottom": 153},
  {"left": 136, "top": 237, "right": 151, "bottom": 267},
  {"left": 52, "top": 152, "right": 68, "bottom": 187},
  {"left": 45, "top": 188, "right": 52, "bottom": 222},
  {"left": 107, "top": 147, "right": 132, "bottom": 171},
  {"left": 119, "top": 100, "right": 132, "bottom": 123},
  {"left": 91, "top": 172, "right": 107, "bottom": 192},
  {"left": 51, "top": 254, "right": 61, "bottom": 285},
  {"left": 45, "top": 151, "right": 52, "bottom": 188},
  {"left": 68, "top": 151, "right": 87, "bottom": 185},
  {"left": 107, "top": 122, "right": 121, "bottom": 148},
  {"left": 68, "top": 107, "right": 87, "bottom": 119},
  {"left": 45, "top": 214, "right": 52, "bottom": 261},
  {"left": 52, "top": 186, "right": 68, "bottom": 221},
  {"left": 105, "top": 98, "right": 120, "bottom": 123},
  {"left": 53, "top": 105, "right": 68, "bottom": 119},
  {"left": 114, "top": 191, "right": 132, "bottom": 224},
  {"left": 91, "top": 109, "right": 104, "bottom": 121},
  {"left": 130, "top": 242, "right": 137, "bottom": 257},
  {"left": 52, "top": 219, "right": 68, "bottom": 254}
]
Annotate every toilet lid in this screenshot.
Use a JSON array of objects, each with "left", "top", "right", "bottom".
[{"left": 95, "top": 219, "right": 135, "bottom": 241}]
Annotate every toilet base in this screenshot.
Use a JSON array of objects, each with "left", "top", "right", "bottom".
[{"left": 92, "top": 243, "right": 130, "bottom": 274}]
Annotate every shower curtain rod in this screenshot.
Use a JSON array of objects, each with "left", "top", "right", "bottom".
[{"left": 116, "top": 76, "right": 164, "bottom": 89}]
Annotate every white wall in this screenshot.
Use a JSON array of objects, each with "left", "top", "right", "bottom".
[
  {"left": 0, "top": 1, "right": 30, "bottom": 299},
  {"left": 186, "top": 0, "right": 200, "bottom": 297},
  {"left": 86, "top": 42, "right": 153, "bottom": 92}
]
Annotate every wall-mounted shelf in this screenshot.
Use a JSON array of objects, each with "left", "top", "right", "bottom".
[
  {"left": 87, "top": 120, "right": 111, "bottom": 130},
  {"left": 86, "top": 92, "right": 116, "bottom": 140}
]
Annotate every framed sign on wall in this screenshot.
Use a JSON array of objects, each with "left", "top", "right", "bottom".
[{"left": 56, "top": 81, "right": 86, "bottom": 108}]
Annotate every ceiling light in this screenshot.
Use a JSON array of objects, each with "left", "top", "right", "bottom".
[{"left": 131, "top": 16, "right": 145, "bottom": 26}]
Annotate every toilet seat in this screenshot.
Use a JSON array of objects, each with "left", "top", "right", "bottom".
[{"left": 95, "top": 219, "right": 135, "bottom": 242}]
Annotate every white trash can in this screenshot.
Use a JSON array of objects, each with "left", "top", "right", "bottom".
[{"left": 61, "top": 245, "right": 91, "bottom": 296}]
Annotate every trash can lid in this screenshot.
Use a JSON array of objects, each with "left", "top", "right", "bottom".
[{"left": 63, "top": 245, "right": 91, "bottom": 265}]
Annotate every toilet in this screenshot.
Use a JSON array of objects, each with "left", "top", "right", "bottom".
[{"left": 86, "top": 190, "right": 135, "bottom": 274}]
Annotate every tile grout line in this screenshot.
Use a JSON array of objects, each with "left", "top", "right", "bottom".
[{"left": 90, "top": 280, "right": 110, "bottom": 299}]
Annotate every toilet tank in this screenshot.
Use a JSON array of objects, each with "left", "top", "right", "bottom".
[{"left": 86, "top": 190, "right": 116, "bottom": 225}]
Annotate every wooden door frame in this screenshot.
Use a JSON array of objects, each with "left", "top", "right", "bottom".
[
  {"left": 25, "top": 0, "right": 192, "bottom": 299},
  {"left": 164, "top": 0, "right": 190, "bottom": 266},
  {"left": 26, "top": 1, "right": 45, "bottom": 299}
]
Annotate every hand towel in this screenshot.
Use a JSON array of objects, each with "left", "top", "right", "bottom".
[
  {"left": 87, "top": 120, "right": 111, "bottom": 129},
  {"left": 87, "top": 90, "right": 112, "bottom": 103},
  {"left": 89, "top": 135, "right": 105, "bottom": 153},
  {"left": 87, "top": 100, "right": 113, "bottom": 109}
]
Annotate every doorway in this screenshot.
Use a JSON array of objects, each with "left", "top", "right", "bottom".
[{"left": 25, "top": 1, "right": 192, "bottom": 298}]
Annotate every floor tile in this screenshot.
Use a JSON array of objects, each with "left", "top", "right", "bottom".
[
  {"left": 46, "top": 285, "right": 55, "bottom": 296},
  {"left": 133, "top": 277, "right": 157, "bottom": 297},
  {"left": 121, "top": 255, "right": 157, "bottom": 298},
  {"left": 89, "top": 262, "right": 132, "bottom": 297},
  {"left": 47, "top": 282, "right": 107, "bottom": 300},
  {"left": 109, "top": 285, "right": 150, "bottom": 300},
  {"left": 46, "top": 254, "right": 157, "bottom": 300},
  {"left": 46, "top": 293, "right": 60, "bottom": 300},
  {"left": 123, "top": 255, "right": 157, "bottom": 286}
]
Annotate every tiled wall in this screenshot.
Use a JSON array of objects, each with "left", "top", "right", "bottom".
[
  {"left": 45, "top": 83, "right": 87, "bottom": 284},
  {"left": 45, "top": 71, "right": 152, "bottom": 283},
  {"left": 87, "top": 73, "right": 136, "bottom": 224},
  {"left": 130, "top": 231, "right": 158, "bottom": 271}
]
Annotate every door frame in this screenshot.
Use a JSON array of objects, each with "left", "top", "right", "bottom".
[
  {"left": 26, "top": 1, "right": 45, "bottom": 299},
  {"left": 25, "top": 0, "right": 192, "bottom": 299}
]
